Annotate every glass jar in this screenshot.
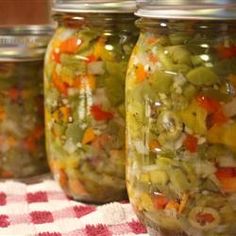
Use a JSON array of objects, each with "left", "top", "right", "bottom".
[
  {"left": 44, "top": 0, "right": 137, "bottom": 203},
  {"left": 126, "top": 1, "right": 236, "bottom": 235},
  {"left": 0, "top": 26, "right": 52, "bottom": 179}
]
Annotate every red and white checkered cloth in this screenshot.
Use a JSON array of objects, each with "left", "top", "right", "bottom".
[{"left": 0, "top": 179, "right": 147, "bottom": 236}]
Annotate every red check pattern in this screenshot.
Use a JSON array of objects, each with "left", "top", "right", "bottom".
[{"left": 0, "top": 180, "right": 147, "bottom": 236}]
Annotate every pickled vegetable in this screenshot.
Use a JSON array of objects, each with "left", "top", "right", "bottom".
[
  {"left": 0, "top": 61, "right": 47, "bottom": 178},
  {"left": 45, "top": 14, "right": 137, "bottom": 203},
  {"left": 126, "top": 19, "right": 236, "bottom": 235}
]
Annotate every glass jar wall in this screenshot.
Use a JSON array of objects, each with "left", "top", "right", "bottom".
[
  {"left": 44, "top": 0, "right": 137, "bottom": 203},
  {"left": 0, "top": 26, "right": 52, "bottom": 179},
  {"left": 126, "top": 2, "right": 236, "bottom": 235}
]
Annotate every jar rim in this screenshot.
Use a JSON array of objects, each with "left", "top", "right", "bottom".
[
  {"left": 52, "top": 0, "right": 136, "bottom": 13},
  {"left": 0, "top": 25, "right": 54, "bottom": 36},
  {"left": 0, "top": 25, "right": 54, "bottom": 61},
  {"left": 136, "top": 1, "right": 236, "bottom": 20}
]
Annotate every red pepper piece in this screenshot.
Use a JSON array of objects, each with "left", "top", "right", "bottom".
[
  {"left": 153, "top": 195, "right": 169, "bottom": 209},
  {"left": 208, "top": 109, "right": 228, "bottom": 126},
  {"left": 216, "top": 45, "right": 236, "bottom": 59},
  {"left": 215, "top": 167, "right": 236, "bottom": 179},
  {"left": 90, "top": 105, "right": 113, "bottom": 121},
  {"left": 196, "top": 95, "right": 228, "bottom": 127},
  {"left": 8, "top": 87, "right": 21, "bottom": 102},
  {"left": 183, "top": 134, "right": 198, "bottom": 153},
  {"left": 196, "top": 212, "right": 215, "bottom": 225},
  {"left": 196, "top": 95, "right": 221, "bottom": 113},
  {"left": 87, "top": 54, "right": 97, "bottom": 63}
]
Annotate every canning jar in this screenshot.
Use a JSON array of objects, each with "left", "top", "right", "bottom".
[
  {"left": 0, "top": 26, "right": 52, "bottom": 179},
  {"left": 126, "top": 1, "right": 236, "bottom": 235},
  {"left": 44, "top": 0, "right": 137, "bottom": 203}
]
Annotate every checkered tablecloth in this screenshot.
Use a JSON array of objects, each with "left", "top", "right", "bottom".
[{"left": 0, "top": 178, "right": 147, "bottom": 236}]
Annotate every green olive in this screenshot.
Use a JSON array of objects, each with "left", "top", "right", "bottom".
[
  {"left": 186, "top": 66, "right": 219, "bottom": 86},
  {"left": 188, "top": 207, "right": 221, "bottom": 230},
  {"left": 156, "top": 111, "right": 183, "bottom": 145}
]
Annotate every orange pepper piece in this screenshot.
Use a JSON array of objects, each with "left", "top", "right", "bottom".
[
  {"left": 60, "top": 36, "right": 81, "bottom": 54},
  {"left": 135, "top": 64, "right": 148, "bottom": 83},
  {"left": 82, "top": 128, "right": 96, "bottom": 145},
  {"left": 215, "top": 167, "right": 236, "bottom": 192},
  {"left": 153, "top": 195, "right": 169, "bottom": 209},
  {"left": 165, "top": 200, "right": 180, "bottom": 211},
  {"left": 149, "top": 139, "right": 161, "bottom": 150},
  {"left": 52, "top": 71, "right": 69, "bottom": 96}
]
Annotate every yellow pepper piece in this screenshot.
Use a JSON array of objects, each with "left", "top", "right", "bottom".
[
  {"left": 45, "top": 110, "right": 51, "bottom": 123},
  {"left": 223, "top": 126, "right": 236, "bottom": 152},
  {"left": 61, "top": 76, "right": 74, "bottom": 86},
  {"left": 140, "top": 193, "right": 154, "bottom": 211},
  {"left": 66, "top": 156, "right": 79, "bottom": 169},
  {"left": 94, "top": 37, "right": 105, "bottom": 59},
  {"left": 207, "top": 125, "right": 224, "bottom": 143},
  {"left": 51, "top": 38, "right": 61, "bottom": 49},
  {"left": 94, "top": 37, "right": 114, "bottom": 61},
  {"left": 139, "top": 173, "right": 150, "bottom": 183},
  {"left": 219, "top": 177, "right": 236, "bottom": 193},
  {"left": 165, "top": 200, "right": 180, "bottom": 211},
  {"left": 207, "top": 122, "right": 236, "bottom": 152},
  {"left": 178, "top": 193, "right": 189, "bottom": 213},
  {"left": 82, "top": 127, "right": 96, "bottom": 144},
  {"left": 52, "top": 106, "right": 71, "bottom": 123},
  {"left": 132, "top": 45, "right": 139, "bottom": 55},
  {"left": 60, "top": 106, "right": 71, "bottom": 122},
  {"left": 180, "top": 101, "right": 207, "bottom": 135}
]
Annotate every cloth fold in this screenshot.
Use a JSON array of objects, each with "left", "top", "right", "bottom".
[{"left": 0, "top": 180, "right": 147, "bottom": 236}]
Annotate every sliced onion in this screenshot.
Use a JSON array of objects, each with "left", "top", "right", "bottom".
[
  {"left": 134, "top": 141, "right": 148, "bottom": 155},
  {"left": 63, "top": 138, "right": 77, "bottom": 154},
  {"left": 88, "top": 61, "right": 105, "bottom": 75}
]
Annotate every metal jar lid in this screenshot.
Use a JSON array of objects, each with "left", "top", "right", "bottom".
[
  {"left": 52, "top": 0, "right": 136, "bottom": 13},
  {"left": 0, "top": 25, "right": 54, "bottom": 61},
  {"left": 136, "top": 0, "right": 236, "bottom": 20}
]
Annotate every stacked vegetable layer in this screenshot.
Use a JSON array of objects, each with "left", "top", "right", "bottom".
[
  {"left": 0, "top": 61, "right": 47, "bottom": 178},
  {"left": 126, "top": 20, "right": 236, "bottom": 235},
  {"left": 44, "top": 17, "right": 136, "bottom": 203}
]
